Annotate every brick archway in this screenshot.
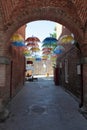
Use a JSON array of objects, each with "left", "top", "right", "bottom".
[
  {"left": 0, "top": 0, "right": 86, "bottom": 45},
  {"left": 0, "top": 0, "right": 87, "bottom": 116}
]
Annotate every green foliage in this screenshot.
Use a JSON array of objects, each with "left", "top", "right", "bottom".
[
  {"left": 50, "top": 26, "right": 57, "bottom": 38},
  {"left": 50, "top": 33, "right": 57, "bottom": 38}
]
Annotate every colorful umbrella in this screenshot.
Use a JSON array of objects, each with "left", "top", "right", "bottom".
[
  {"left": 23, "top": 50, "right": 31, "bottom": 56},
  {"left": 35, "top": 57, "right": 42, "bottom": 61},
  {"left": 30, "top": 47, "right": 40, "bottom": 52},
  {"left": 25, "top": 36, "right": 40, "bottom": 43},
  {"left": 42, "top": 37, "right": 58, "bottom": 47},
  {"left": 11, "top": 33, "right": 24, "bottom": 42},
  {"left": 54, "top": 45, "right": 65, "bottom": 54},
  {"left": 42, "top": 47, "right": 52, "bottom": 51},
  {"left": 60, "top": 35, "right": 74, "bottom": 43},
  {"left": 42, "top": 55, "right": 48, "bottom": 60},
  {"left": 12, "top": 41, "right": 26, "bottom": 47},
  {"left": 27, "top": 57, "right": 35, "bottom": 61},
  {"left": 27, "top": 42, "right": 39, "bottom": 47},
  {"left": 42, "top": 50, "right": 52, "bottom": 55}
]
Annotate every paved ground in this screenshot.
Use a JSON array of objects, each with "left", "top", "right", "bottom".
[{"left": 0, "top": 76, "right": 87, "bottom": 130}]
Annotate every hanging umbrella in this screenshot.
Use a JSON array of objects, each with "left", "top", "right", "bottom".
[
  {"left": 11, "top": 33, "right": 24, "bottom": 42},
  {"left": 42, "top": 47, "right": 52, "bottom": 51},
  {"left": 42, "top": 37, "right": 58, "bottom": 47},
  {"left": 27, "top": 57, "right": 35, "bottom": 61},
  {"left": 12, "top": 41, "right": 26, "bottom": 47},
  {"left": 35, "top": 57, "right": 42, "bottom": 61},
  {"left": 25, "top": 36, "right": 40, "bottom": 43},
  {"left": 30, "top": 47, "right": 40, "bottom": 52},
  {"left": 27, "top": 42, "right": 39, "bottom": 47},
  {"left": 42, "top": 55, "right": 48, "bottom": 60},
  {"left": 54, "top": 45, "right": 65, "bottom": 54},
  {"left": 42, "top": 55, "right": 48, "bottom": 59},
  {"left": 60, "top": 35, "right": 74, "bottom": 43},
  {"left": 23, "top": 50, "right": 31, "bottom": 56},
  {"left": 42, "top": 50, "right": 52, "bottom": 55}
]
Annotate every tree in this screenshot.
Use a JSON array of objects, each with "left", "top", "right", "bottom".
[{"left": 50, "top": 26, "right": 57, "bottom": 38}]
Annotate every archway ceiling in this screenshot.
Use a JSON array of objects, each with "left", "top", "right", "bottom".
[{"left": 0, "top": 0, "right": 87, "bottom": 43}]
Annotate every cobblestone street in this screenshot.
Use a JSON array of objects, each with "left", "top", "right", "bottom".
[{"left": 0, "top": 77, "right": 87, "bottom": 130}]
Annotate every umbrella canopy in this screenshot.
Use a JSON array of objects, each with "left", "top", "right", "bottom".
[
  {"left": 54, "top": 45, "right": 65, "bottom": 54},
  {"left": 27, "top": 57, "right": 35, "bottom": 61},
  {"left": 42, "top": 47, "right": 52, "bottom": 51},
  {"left": 11, "top": 33, "right": 24, "bottom": 42},
  {"left": 12, "top": 41, "right": 26, "bottom": 47},
  {"left": 42, "top": 56, "right": 48, "bottom": 60},
  {"left": 30, "top": 47, "right": 40, "bottom": 52},
  {"left": 25, "top": 36, "right": 40, "bottom": 43},
  {"left": 42, "top": 50, "right": 52, "bottom": 55},
  {"left": 23, "top": 50, "right": 31, "bottom": 56},
  {"left": 60, "top": 35, "right": 74, "bottom": 43},
  {"left": 35, "top": 57, "right": 42, "bottom": 61},
  {"left": 27, "top": 42, "right": 39, "bottom": 47},
  {"left": 42, "top": 37, "right": 58, "bottom": 47}
]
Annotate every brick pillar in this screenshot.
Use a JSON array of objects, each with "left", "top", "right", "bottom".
[
  {"left": 0, "top": 43, "right": 10, "bottom": 121},
  {"left": 83, "top": 63, "right": 87, "bottom": 108},
  {"left": 79, "top": 56, "right": 87, "bottom": 113},
  {"left": 80, "top": 27, "right": 87, "bottom": 112}
]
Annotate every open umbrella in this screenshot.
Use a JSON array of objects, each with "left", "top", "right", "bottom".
[
  {"left": 42, "top": 47, "right": 52, "bottom": 51},
  {"left": 35, "top": 57, "right": 42, "bottom": 61},
  {"left": 42, "top": 55, "right": 48, "bottom": 60},
  {"left": 23, "top": 50, "right": 31, "bottom": 56},
  {"left": 27, "top": 42, "right": 39, "bottom": 47},
  {"left": 60, "top": 35, "right": 74, "bottom": 43},
  {"left": 25, "top": 36, "right": 40, "bottom": 43},
  {"left": 11, "top": 33, "right": 24, "bottom": 42},
  {"left": 42, "top": 37, "right": 58, "bottom": 47},
  {"left": 54, "top": 45, "right": 65, "bottom": 54},
  {"left": 30, "top": 47, "right": 40, "bottom": 52},
  {"left": 42, "top": 50, "right": 52, "bottom": 55},
  {"left": 12, "top": 41, "right": 26, "bottom": 47},
  {"left": 27, "top": 57, "right": 35, "bottom": 61}
]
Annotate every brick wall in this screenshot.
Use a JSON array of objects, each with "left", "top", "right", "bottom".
[
  {"left": 0, "top": 26, "right": 26, "bottom": 103},
  {"left": 7, "top": 44, "right": 25, "bottom": 99},
  {"left": 56, "top": 27, "right": 82, "bottom": 98},
  {"left": 58, "top": 46, "right": 81, "bottom": 98}
]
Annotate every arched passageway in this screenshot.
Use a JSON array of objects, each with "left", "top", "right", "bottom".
[
  {"left": 0, "top": 0, "right": 86, "bottom": 44},
  {"left": 0, "top": 0, "right": 87, "bottom": 120}
]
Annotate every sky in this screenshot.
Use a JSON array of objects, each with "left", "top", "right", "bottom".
[
  {"left": 25, "top": 20, "right": 62, "bottom": 57},
  {"left": 25, "top": 20, "right": 57, "bottom": 42}
]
